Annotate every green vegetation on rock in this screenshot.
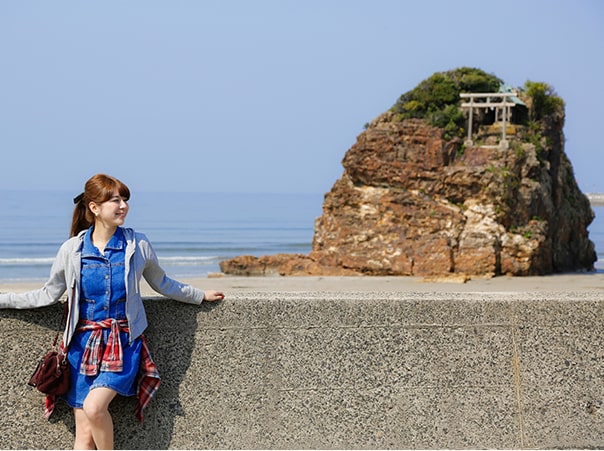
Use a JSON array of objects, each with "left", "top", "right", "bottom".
[
  {"left": 391, "top": 67, "right": 502, "bottom": 139},
  {"left": 523, "top": 80, "right": 565, "bottom": 122},
  {"left": 389, "top": 68, "right": 566, "bottom": 144}
]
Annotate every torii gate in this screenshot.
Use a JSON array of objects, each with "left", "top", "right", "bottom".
[{"left": 460, "top": 91, "right": 518, "bottom": 149}]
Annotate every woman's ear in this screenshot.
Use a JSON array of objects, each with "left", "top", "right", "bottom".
[{"left": 88, "top": 201, "right": 99, "bottom": 217}]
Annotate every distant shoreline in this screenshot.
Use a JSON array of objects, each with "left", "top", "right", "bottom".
[{"left": 587, "top": 193, "right": 604, "bottom": 206}]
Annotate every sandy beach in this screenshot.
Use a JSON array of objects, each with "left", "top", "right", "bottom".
[
  {"left": 2, "top": 272, "right": 603, "bottom": 296},
  {"left": 177, "top": 273, "right": 604, "bottom": 294}
]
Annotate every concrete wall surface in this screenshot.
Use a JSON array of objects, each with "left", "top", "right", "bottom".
[{"left": 0, "top": 291, "right": 602, "bottom": 449}]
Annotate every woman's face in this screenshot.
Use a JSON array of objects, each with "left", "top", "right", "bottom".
[{"left": 90, "top": 189, "right": 129, "bottom": 228}]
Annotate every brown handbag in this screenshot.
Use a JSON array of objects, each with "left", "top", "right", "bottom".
[{"left": 28, "top": 302, "right": 70, "bottom": 396}]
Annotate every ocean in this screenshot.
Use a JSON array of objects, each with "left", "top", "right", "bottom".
[
  {"left": 0, "top": 190, "right": 323, "bottom": 282},
  {"left": 0, "top": 190, "right": 602, "bottom": 282}
]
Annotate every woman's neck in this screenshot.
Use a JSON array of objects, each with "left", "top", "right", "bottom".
[{"left": 92, "top": 224, "right": 117, "bottom": 254}]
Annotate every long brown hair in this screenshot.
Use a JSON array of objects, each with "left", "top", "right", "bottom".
[{"left": 70, "top": 174, "right": 131, "bottom": 237}]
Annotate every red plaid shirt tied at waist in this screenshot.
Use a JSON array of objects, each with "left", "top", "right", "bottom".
[
  {"left": 78, "top": 318, "right": 130, "bottom": 375},
  {"left": 45, "top": 318, "right": 161, "bottom": 423}
]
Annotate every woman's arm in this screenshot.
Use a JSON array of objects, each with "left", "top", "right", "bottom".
[{"left": 138, "top": 236, "right": 223, "bottom": 304}]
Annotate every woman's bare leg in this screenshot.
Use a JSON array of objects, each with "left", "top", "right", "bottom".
[
  {"left": 81, "top": 387, "right": 118, "bottom": 450},
  {"left": 74, "top": 408, "right": 96, "bottom": 450}
]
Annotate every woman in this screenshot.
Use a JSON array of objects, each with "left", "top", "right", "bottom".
[{"left": 0, "top": 174, "right": 225, "bottom": 449}]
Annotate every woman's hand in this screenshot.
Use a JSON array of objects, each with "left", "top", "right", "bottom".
[{"left": 203, "top": 290, "right": 225, "bottom": 302}]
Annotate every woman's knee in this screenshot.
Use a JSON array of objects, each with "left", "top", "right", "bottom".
[
  {"left": 82, "top": 387, "right": 116, "bottom": 423},
  {"left": 82, "top": 400, "right": 107, "bottom": 423}
]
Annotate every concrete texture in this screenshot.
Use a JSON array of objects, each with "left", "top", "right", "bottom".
[{"left": 0, "top": 291, "right": 602, "bottom": 449}]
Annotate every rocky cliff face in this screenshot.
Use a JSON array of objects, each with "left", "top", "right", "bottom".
[
  {"left": 220, "top": 78, "right": 596, "bottom": 277},
  {"left": 308, "top": 112, "right": 595, "bottom": 277}
]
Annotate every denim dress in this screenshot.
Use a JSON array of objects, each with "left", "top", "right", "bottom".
[{"left": 64, "top": 227, "right": 143, "bottom": 409}]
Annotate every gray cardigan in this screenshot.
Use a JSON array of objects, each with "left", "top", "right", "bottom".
[{"left": 0, "top": 227, "right": 206, "bottom": 345}]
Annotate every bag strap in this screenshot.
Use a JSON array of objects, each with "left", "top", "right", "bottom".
[{"left": 51, "top": 301, "right": 69, "bottom": 349}]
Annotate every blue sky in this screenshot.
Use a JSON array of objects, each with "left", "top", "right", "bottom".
[{"left": 1, "top": 0, "right": 603, "bottom": 195}]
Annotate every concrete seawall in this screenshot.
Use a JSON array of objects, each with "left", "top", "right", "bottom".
[{"left": 1, "top": 292, "right": 602, "bottom": 449}]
